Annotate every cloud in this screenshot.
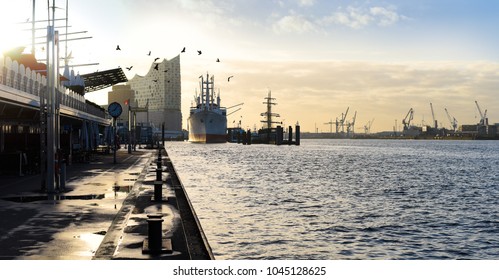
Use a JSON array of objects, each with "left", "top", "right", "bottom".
[
  {"left": 272, "top": 13, "right": 316, "bottom": 34},
  {"left": 298, "top": 0, "right": 315, "bottom": 7},
  {"left": 323, "top": 5, "right": 407, "bottom": 29},
  {"left": 204, "top": 60, "right": 499, "bottom": 132}
]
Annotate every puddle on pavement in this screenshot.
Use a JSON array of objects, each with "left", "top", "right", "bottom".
[
  {"left": 84, "top": 182, "right": 106, "bottom": 186},
  {"left": 1, "top": 194, "right": 106, "bottom": 203},
  {"left": 113, "top": 185, "right": 132, "bottom": 192}
]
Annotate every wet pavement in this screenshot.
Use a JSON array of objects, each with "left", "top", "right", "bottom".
[{"left": 0, "top": 147, "right": 212, "bottom": 260}]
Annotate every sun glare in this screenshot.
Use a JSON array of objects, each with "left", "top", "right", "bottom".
[{"left": 0, "top": 1, "right": 33, "bottom": 55}]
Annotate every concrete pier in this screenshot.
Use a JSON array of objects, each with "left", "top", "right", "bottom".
[{"left": 0, "top": 148, "right": 213, "bottom": 260}]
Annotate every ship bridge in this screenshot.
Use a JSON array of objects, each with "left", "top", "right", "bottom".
[{"left": 0, "top": 55, "right": 127, "bottom": 176}]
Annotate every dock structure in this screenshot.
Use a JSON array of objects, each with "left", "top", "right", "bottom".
[
  {"left": 230, "top": 90, "right": 300, "bottom": 145},
  {"left": 0, "top": 148, "right": 214, "bottom": 260}
]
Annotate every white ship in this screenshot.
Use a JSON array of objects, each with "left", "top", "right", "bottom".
[{"left": 188, "top": 74, "right": 227, "bottom": 143}]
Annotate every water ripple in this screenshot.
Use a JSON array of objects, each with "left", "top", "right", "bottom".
[{"left": 167, "top": 139, "right": 499, "bottom": 259}]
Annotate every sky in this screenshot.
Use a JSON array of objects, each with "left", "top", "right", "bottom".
[{"left": 2, "top": 0, "right": 499, "bottom": 133}]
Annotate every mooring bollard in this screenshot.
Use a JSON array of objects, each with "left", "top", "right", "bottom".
[
  {"left": 154, "top": 181, "right": 162, "bottom": 202},
  {"left": 295, "top": 124, "right": 300, "bottom": 146},
  {"left": 157, "top": 156, "right": 162, "bottom": 169},
  {"left": 146, "top": 214, "right": 163, "bottom": 253},
  {"left": 156, "top": 167, "right": 162, "bottom": 182}
]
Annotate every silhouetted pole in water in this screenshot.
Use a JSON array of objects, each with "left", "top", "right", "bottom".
[
  {"left": 276, "top": 126, "right": 283, "bottom": 145},
  {"left": 247, "top": 129, "right": 252, "bottom": 145},
  {"left": 295, "top": 124, "right": 301, "bottom": 146},
  {"left": 288, "top": 126, "right": 293, "bottom": 145}
]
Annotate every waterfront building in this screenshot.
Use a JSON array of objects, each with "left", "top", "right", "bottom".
[{"left": 107, "top": 55, "right": 182, "bottom": 132}]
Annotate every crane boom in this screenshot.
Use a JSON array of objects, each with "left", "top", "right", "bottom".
[
  {"left": 475, "top": 100, "right": 488, "bottom": 126},
  {"left": 402, "top": 108, "right": 414, "bottom": 130},
  {"left": 444, "top": 108, "right": 458, "bottom": 132},
  {"left": 475, "top": 100, "right": 484, "bottom": 119},
  {"left": 430, "top": 103, "right": 437, "bottom": 129}
]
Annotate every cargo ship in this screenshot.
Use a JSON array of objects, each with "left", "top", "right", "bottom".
[{"left": 188, "top": 74, "right": 227, "bottom": 143}]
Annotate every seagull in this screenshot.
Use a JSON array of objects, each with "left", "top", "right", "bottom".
[
  {"left": 116, "top": 45, "right": 121, "bottom": 50},
  {"left": 216, "top": 58, "right": 220, "bottom": 62},
  {"left": 126, "top": 66, "right": 133, "bottom": 71},
  {"left": 154, "top": 57, "right": 160, "bottom": 62},
  {"left": 148, "top": 51, "right": 151, "bottom": 56},
  {"left": 181, "top": 47, "right": 186, "bottom": 53},
  {"left": 154, "top": 64, "right": 159, "bottom": 70},
  {"left": 163, "top": 69, "right": 168, "bottom": 73},
  {"left": 153, "top": 79, "right": 158, "bottom": 82},
  {"left": 228, "top": 76, "right": 234, "bottom": 82},
  {"left": 197, "top": 50, "right": 202, "bottom": 55}
]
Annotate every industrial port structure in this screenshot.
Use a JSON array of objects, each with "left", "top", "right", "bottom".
[{"left": 302, "top": 100, "right": 499, "bottom": 140}]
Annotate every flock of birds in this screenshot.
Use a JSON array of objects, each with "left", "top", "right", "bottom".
[{"left": 115, "top": 45, "right": 234, "bottom": 82}]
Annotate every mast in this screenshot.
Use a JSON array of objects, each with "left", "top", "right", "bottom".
[
  {"left": 32, "top": 0, "right": 36, "bottom": 54},
  {"left": 260, "top": 90, "right": 280, "bottom": 130}
]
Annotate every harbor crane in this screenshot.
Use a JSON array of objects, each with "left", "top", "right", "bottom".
[
  {"left": 475, "top": 100, "right": 488, "bottom": 126},
  {"left": 475, "top": 100, "right": 489, "bottom": 134},
  {"left": 364, "top": 118, "right": 375, "bottom": 134},
  {"left": 339, "top": 107, "right": 349, "bottom": 133},
  {"left": 346, "top": 111, "right": 357, "bottom": 136},
  {"left": 324, "top": 119, "right": 334, "bottom": 133},
  {"left": 430, "top": 103, "right": 438, "bottom": 129},
  {"left": 444, "top": 108, "right": 458, "bottom": 132},
  {"left": 402, "top": 108, "right": 414, "bottom": 130}
]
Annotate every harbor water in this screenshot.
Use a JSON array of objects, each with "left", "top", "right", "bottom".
[{"left": 166, "top": 139, "right": 499, "bottom": 260}]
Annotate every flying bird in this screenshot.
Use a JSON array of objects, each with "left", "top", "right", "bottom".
[
  {"left": 216, "top": 58, "right": 220, "bottom": 62},
  {"left": 181, "top": 47, "right": 186, "bottom": 53},
  {"left": 154, "top": 64, "right": 159, "bottom": 70},
  {"left": 228, "top": 76, "right": 234, "bottom": 82},
  {"left": 154, "top": 57, "right": 160, "bottom": 62},
  {"left": 163, "top": 69, "right": 168, "bottom": 73},
  {"left": 147, "top": 51, "right": 151, "bottom": 56},
  {"left": 197, "top": 50, "right": 202, "bottom": 55},
  {"left": 153, "top": 79, "right": 158, "bottom": 82},
  {"left": 116, "top": 45, "right": 121, "bottom": 50},
  {"left": 126, "top": 66, "right": 133, "bottom": 71}
]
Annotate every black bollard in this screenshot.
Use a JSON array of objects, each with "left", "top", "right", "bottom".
[
  {"left": 157, "top": 156, "right": 162, "bottom": 169},
  {"left": 146, "top": 215, "right": 163, "bottom": 253},
  {"left": 156, "top": 167, "right": 162, "bottom": 182},
  {"left": 154, "top": 181, "right": 162, "bottom": 202}
]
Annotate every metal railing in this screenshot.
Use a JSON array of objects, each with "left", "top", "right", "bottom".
[{"left": 0, "top": 56, "right": 105, "bottom": 119}]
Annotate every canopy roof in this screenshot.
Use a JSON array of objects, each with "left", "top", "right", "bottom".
[{"left": 81, "top": 67, "right": 128, "bottom": 93}]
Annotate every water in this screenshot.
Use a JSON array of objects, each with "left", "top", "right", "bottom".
[{"left": 166, "top": 139, "right": 499, "bottom": 260}]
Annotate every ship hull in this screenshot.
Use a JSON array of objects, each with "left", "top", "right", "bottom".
[{"left": 188, "top": 110, "right": 227, "bottom": 143}]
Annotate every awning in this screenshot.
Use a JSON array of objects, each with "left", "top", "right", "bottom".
[{"left": 80, "top": 67, "right": 128, "bottom": 93}]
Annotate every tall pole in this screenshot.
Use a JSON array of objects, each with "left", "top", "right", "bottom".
[
  {"left": 32, "top": 0, "right": 36, "bottom": 55},
  {"left": 113, "top": 118, "right": 117, "bottom": 164},
  {"left": 45, "top": 1, "right": 58, "bottom": 193},
  {"left": 128, "top": 104, "right": 132, "bottom": 154}
]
